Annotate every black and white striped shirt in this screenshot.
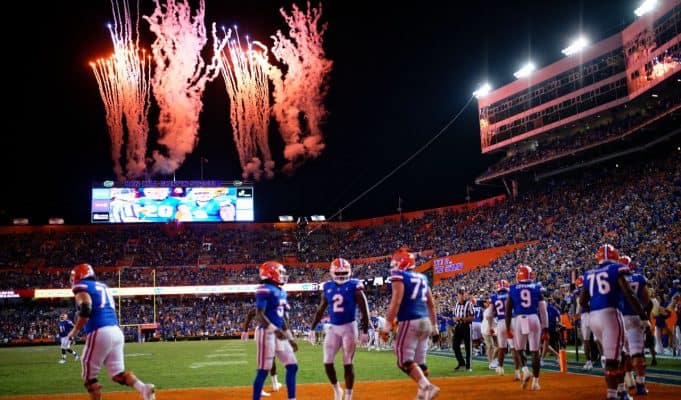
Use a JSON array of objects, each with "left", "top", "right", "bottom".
[{"left": 454, "top": 300, "right": 474, "bottom": 322}]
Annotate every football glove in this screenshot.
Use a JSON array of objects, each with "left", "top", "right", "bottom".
[
  {"left": 359, "top": 333, "right": 369, "bottom": 346},
  {"left": 489, "top": 328, "right": 495, "bottom": 336},
  {"left": 541, "top": 328, "right": 550, "bottom": 341},
  {"left": 507, "top": 329, "right": 514, "bottom": 339},
  {"left": 380, "top": 329, "right": 390, "bottom": 343}
]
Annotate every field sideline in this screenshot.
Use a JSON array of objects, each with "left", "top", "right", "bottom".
[{"left": 1, "top": 340, "right": 679, "bottom": 398}]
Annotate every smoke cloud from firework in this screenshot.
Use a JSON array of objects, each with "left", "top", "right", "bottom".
[
  {"left": 217, "top": 28, "right": 275, "bottom": 181},
  {"left": 270, "top": 1, "right": 333, "bottom": 174},
  {"left": 90, "top": 0, "right": 152, "bottom": 181},
  {"left": 144, "top": 0, "right": 227, "bottom": 175},
  {"left": 90, "top": 1, "right": 332, "bottom": 180}
]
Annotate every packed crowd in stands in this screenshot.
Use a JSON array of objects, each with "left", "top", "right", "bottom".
[
  {"left": 0, "top": 137, "right": 679, "bottom": 349},
  {"left": 479, "top": 90, "right": 681, "bottom": 178}
]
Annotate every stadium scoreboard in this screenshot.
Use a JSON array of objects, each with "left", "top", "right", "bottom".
[{"left": 91, "top": 180, "right": 254, "bottom": 223}]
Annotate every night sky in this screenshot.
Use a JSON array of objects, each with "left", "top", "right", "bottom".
[{"left": 6, "top": 0, "right": 641, "bottom": 225}]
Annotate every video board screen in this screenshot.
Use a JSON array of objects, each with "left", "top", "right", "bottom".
[{"left": 91, "top": 182, "right": 254, "bottom": 223}]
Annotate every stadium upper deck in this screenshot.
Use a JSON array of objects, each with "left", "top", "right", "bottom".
[{"left": 477, "top": 0, "right": 680, "bottom": 154}]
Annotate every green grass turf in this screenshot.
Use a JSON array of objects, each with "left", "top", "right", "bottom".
[
  {"left": 2, "top": 341, "right": 679, "bottom": 396},
  {"left": 0, "top": 340, "right": 450, "bottom": 396}
]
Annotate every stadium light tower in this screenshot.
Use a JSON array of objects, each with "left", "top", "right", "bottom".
[
  {"left": 634, "top": 0, "right": 657, "bottom": 17},
  {"left": 473, "top": 82, "right": 492, "bottom": 99},
  {"left": 562, "top": 37, "right": 589, "bottom": 56},
  {"left": 514, "top": 62, "right": 536, "bottom": 79}
]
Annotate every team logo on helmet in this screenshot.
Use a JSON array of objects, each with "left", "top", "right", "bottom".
[
  {"left": 495, "top": 279, "right": 509, "bottom": 292},
  {"left": 330, "top": 258, "right": 352, "bottom": 284},
  {"left": 596, "top": 244, "right": 619, "bottom": 264},
  {"left": 390, "top": 250, "right": 415, "bottom": 271},
  {"left": 618, "top": 255, "right": 633, "bottom": 272},
  {"left": 259, "top": 261, "right": 288, "bottom": 285},
  {"left": 516, "top": 264, "right": 533, "bottom": 282},
  {"left": 575, "top": 276, "right": 584, "bottom": 288},
  {"left": 70, "top": 263, "right": 95, "bottom": 285}
]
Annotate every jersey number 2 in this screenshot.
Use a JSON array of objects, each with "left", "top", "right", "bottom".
[{"left": 332, "top": 294, "right": 344, "bottom": 313}]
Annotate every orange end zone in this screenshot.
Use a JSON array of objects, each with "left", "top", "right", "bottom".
[{"left": 2, "top": 373, "right": 679, "bottom": 400}]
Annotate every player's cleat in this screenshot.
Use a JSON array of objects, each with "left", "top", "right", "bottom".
[
  {"left": 531, "top": 377, "right": 540, "bottom": 391},
  {"left": 617, "top": 391, "right": 633, "bottom": 400},
  {"left": 58, "top": 359, "right": 66, "bottom": 364},
  {"left": 489, "top": 359, "right": 499, "bottom": 369},
  {"left": 422, "top": 384, "right": 440, "bottom": 400},
  {"left": 514, "top": 370, "right": 521, "bottom": 380},
  {"left": 142, "top": 383, "right": 155, "bottom": 400},
  {"left": 520, "top": 368, "right": 531, "bottom": 390},
  {"left": 260, "top": 390, "right": 271, "bottom": 397},
  {"left": 495, "top": 366, "right": 504, "bottom": 376},
  {"left": 582, "top": 360, "right": 593, "bottom": 371},
  {"left": 333, "top": 386, "right": 344, "bottom": 400},
  {"left": 624, "top": 372, "right": 635, "bottom": 389},
  {"left": 74, "top": 354, "right": 80, "bottom": 361},
  {"left": 272, "top": 382, "right": 282, "bottom": 392},
  {"left": 635, "top": 383, "right": 648, "bottom": 395}
]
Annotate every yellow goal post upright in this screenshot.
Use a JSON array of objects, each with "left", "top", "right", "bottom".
[{"left": 117, "top": 267, "right": 159, "bottom": 342}]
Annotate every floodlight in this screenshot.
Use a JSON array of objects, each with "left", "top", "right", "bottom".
[
  {"left": 12, "top": 218, "right": 29, "bottom": 225},
  {"left": 514, "top": 62, "right": 536, "bottom": 79},
  {"left": 278, "top": 215, "right": 294, "bottom": 222},
  {"left": 473, "top": 83, "right": 492, "bottom": 99},
  {"left": 310, "top": 215, "right": 326, "bottom": 222},
  {"left": 562, "top": 37, "right": 589, "bottom": 56},
  {"left": 634, "top": 0, "right": 657, "bottom": 17},
  {"left": 48, "top": 218, "right": 65, "bottom": 225}
]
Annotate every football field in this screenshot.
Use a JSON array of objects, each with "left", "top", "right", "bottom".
[{"left": 1, "top": 340, "right": 679, "bottom": 399}]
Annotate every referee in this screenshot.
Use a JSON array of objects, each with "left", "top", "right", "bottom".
[{"left": 452, "top": 287, "right": 474, "bottom": 371}]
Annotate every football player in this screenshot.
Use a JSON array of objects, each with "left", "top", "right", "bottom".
[
  {"left": 574, "top": 275, "right": 599, "bottom": 371},
  {"left": 480, "top": 297, "right": 498, "bottom": 370},
  {"left": 57, "top": 313, "right": 79, "bottom": 363},
  {"left": 618, "top": 255, "right": 651, "bottom": 395},
  {"left": 176, "top": 188, "right": 226, "bottom": 222},
  {"left": 368, "top": 311, "right": 379, "bottom": 351},
  {"left": 252, "top": 261, "right": 298, "bottom": 400},
  {"left": 136, "top": 187, "right": 181, "bottom": 222},
  {"left": 67, "top": 263, "right": 155, "bottom": 400},
  {"left": 580, "top": 244, "right": 647, "bottom": 400},
  {"left": 485, "top": 279, "right": 521, "bottom": 377},
  {"left": 506, "top": 265, "right": 548, "bottom": 391},
  {"left": 471, "top": 299, "right": 484, "bottom": 356},
  {"left": 381, "top": 249, "right": 440, "bottom": 400},
  {"left": 310, "top": 258, "right": 370, "bottom": 400},
  {"left": 243, "top": 308, "right": 283, "bottom": 396}
]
